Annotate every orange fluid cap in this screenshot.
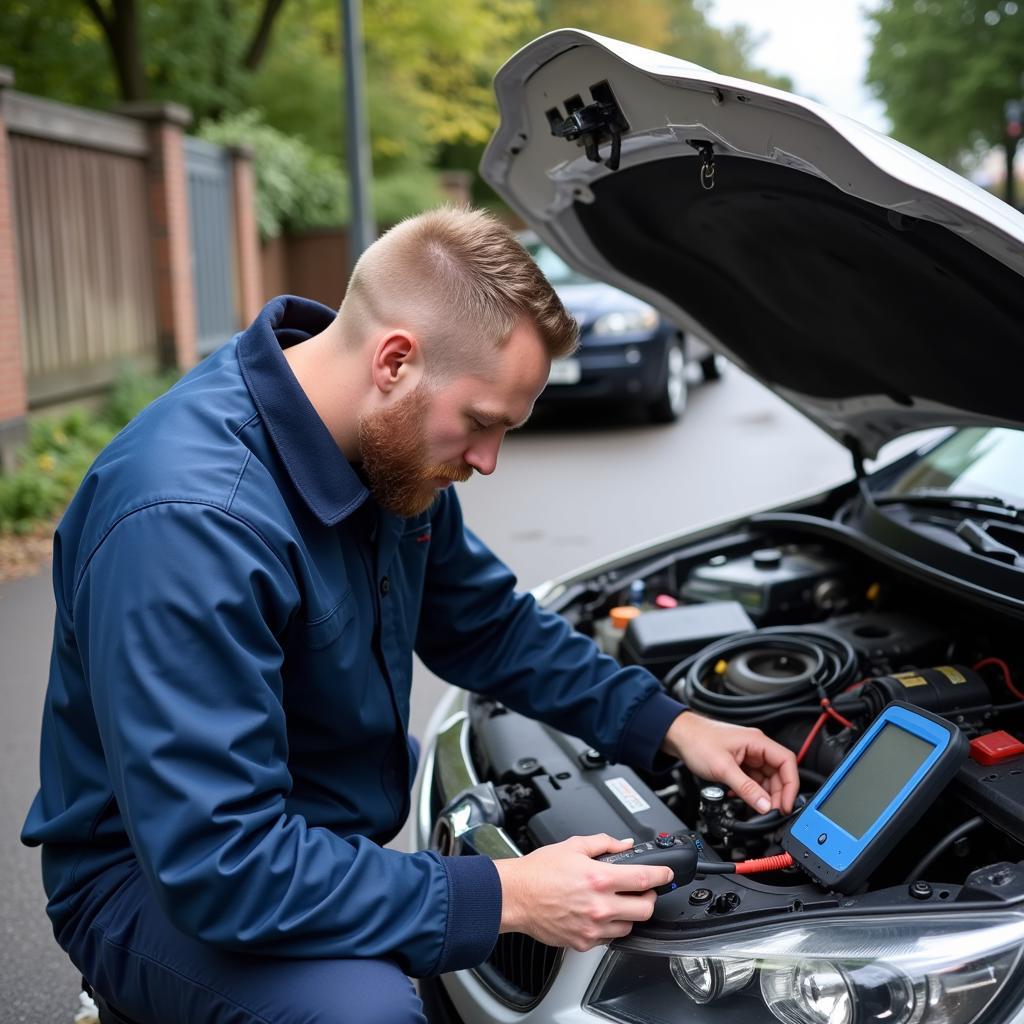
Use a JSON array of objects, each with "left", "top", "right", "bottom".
[{"left": 610, "top": 606, "right": 642, "bottom": 630}]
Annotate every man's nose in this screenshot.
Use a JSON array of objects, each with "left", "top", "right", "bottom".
[{"left": 464, "top": 432, "right": 503, "bottom": 476}]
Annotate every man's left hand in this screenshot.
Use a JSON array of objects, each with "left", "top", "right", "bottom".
[{"left": 662, "top": 711, "right": 799, "bottom": 815}]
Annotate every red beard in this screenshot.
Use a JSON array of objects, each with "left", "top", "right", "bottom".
[{"left": 357, "top": 385, "right": 472, "bottom": 518}]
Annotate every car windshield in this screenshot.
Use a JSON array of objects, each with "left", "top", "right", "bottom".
[
  {"left": 524, "top": 242, "right": 591, "bottom": 286},
  {"left": 882, "top": 427, "right": 1024, "bottom": 508}
]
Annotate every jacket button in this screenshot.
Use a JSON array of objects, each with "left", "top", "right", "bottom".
[{"left": 380, "top": 576, "right": 391, "bottom": 596}]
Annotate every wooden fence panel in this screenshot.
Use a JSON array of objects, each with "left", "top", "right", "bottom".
[{"left": 9, "top": 134, "right": 158, "bottom": 405}]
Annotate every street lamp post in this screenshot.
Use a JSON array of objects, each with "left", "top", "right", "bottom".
[{"left": 341, "top": 0, "right": 376, "bottom": 272}]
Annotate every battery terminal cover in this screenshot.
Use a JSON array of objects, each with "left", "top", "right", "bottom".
[{"left": 970, "top": 730, "right": 1024, "bottom": 766}]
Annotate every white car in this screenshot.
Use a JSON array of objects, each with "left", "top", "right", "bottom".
[{"left": 415, "top": 29, "right": 1024, "bottom": 1024}]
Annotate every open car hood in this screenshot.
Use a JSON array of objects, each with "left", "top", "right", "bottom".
[{"left": 482, "top": 30, "right": 1024, "bottom": 459}]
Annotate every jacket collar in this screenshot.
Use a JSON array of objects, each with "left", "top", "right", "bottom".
[{"left": 236, "top": 295, "right": 369, "bottom": 527}]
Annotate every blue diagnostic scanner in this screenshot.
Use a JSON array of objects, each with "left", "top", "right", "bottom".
[{"left": 783, "top": 701, "right": 967, "bottom": 893}]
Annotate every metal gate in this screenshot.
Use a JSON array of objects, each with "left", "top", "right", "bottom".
[{"left": 184, "top": 137, "right": 238, "bottom": 356}]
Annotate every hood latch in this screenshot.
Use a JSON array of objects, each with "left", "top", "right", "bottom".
[
  {"left": 546, "top": 80, "right": 629, "bottom": 171},
  {"left": 687, "top": 139, "right": 717, "bottom": 190}
]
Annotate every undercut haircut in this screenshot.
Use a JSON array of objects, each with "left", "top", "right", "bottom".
[{"left": 337, "top": 206, "right": 579, "bottom": 382}]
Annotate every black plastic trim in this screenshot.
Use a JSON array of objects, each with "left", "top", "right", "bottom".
[{"left": 748, "top": 510, "right": 1024, "bottom": 618}]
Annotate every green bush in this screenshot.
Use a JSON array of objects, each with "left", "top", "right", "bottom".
[
  {"left": 372, "top": 167, "right": 447, "bottom": 227},
  {"left": 198, "top": 110, "right": 447, "bottom": 237},
  {"left": 0, "top": 368, "right": 179, "bottom": 535},
  {"left": 199, "top": 110, "right": 350, "bottom": 239},
  {"left": 104, "top": 368, "right": 180, "bottom": 430}
]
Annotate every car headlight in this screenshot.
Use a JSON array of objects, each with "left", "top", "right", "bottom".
[
  {"left": 592, "top": 308, "right": 660, "bottom": 335},
  {"left": 585, "top": 913, "right": 1024, "bottom": 1024},
  {"left": 672, "top": 955, "right": 758, "bottom": 1004}
]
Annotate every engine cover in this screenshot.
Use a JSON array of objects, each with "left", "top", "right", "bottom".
[
  {"left": 469, "top": 699, "right": 689, "bottom": 847},
  {"left": 527, "top": 764, "right": 689, "bottom": 847}
]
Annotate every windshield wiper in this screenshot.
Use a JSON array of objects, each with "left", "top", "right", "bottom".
[
  {"left": 953, "top": 518, "right": 1022, "bottom": 565},
  {"left": 873, "top": 489, "right": 1024, "bottom": 521}
]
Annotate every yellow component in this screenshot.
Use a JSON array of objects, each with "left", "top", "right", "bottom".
[
  {"left": 892, "top": 671, "right": 927, "bottom": 688},
  {"left": 714, "top": 659, "right": 729, "bottom": 675},
  {"left": 936, "top": 665, "right": 966, "bottom": 684},
  {"left": 610, "top": 606, "right": 641, "bottom": 630},
  {"left": 866, "top": 582, "right": 881, "bottom": 602}
]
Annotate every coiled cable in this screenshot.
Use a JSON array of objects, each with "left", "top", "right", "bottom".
[{"left": 668, "top": 627, "right": 861, "bottom": 725}]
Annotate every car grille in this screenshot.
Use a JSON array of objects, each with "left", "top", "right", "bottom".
[
  {"left": 474, "top": 931, "right": 563, "bottom": 1010},
  {"left": 428, "top": 709, "right": 564, "bottom": 1008}
]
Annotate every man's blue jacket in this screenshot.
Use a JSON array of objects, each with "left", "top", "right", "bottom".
[{"left": 22, "top": 296, "right": 685, "bottom": 978}]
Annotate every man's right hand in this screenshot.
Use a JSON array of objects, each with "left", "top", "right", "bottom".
[{"left": 492, "top": 833, "right": 673, "bottom": 952}]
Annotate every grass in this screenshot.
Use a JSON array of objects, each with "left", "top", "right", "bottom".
[{"left": 0, "top": 370, "right": 178, "bottom": 536}]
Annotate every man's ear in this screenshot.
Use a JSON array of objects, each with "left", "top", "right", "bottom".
[{"left": 370, "top": 330, "right": 422, "bottom": 394}]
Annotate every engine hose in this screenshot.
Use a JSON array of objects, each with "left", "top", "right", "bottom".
[
  {"left": 729, "top": 795, "right": 809, "bottom": 834},
  {"left": 902, "top": 816, "right": 984, "bottom": 883},
  {"left": 670, "top": 627, "right": 861, "bottom": 725},
  {"left": 753, "top": 698, "right": 869, "bottom": 726},
  {"left": 798, "top": 766, "right": 827, "bottom": 786}
]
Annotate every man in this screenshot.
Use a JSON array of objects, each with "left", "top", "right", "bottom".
[{"left": 23, "top": 207, "right": 797, "bottom": 1023}]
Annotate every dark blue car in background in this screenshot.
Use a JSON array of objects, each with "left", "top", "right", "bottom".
[{"left": 522, "top": 233, "right": 722, "bottom": 422}]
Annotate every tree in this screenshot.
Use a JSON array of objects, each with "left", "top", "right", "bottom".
[
  {"left": 0, "top": 0, "right": 797, "bottom": 222},
  {"left": 0, "top": 1, "right": 290, "bottom": 121},
  {"left": 87, "top": 0, "right": 288, "bottom": 117},
  {"left": 866, "top": 0, "right": 1024, "bottom": 206},
  {"left": 0, "top": 1, "right": 118, "bottom": 110},
  {"left": 427, "top": 0, "right": 792, "bottom": 200},
  {"left": 536, "top": 0, "right": 791, "bottom": 89}
]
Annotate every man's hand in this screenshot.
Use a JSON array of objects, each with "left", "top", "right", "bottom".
[
  {"left": 663, "top": 711, "right": 799, "bottom": 815},
  {"left": 493, "top": 834, "right": 673, "bottom": 951}
]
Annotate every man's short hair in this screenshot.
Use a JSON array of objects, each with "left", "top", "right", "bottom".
[{"left": 337, "top": 206, "right": 579, "bottom": 379}]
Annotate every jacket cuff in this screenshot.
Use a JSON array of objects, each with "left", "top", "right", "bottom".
[
  {"left": 433, "top": 853, "right": 502, "bottom": 975},
  {"left": 618, "top": 689, "right": 687, "bottom": 771}
]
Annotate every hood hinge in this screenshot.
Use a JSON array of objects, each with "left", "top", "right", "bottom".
[
  {"left": 546, "top": 80, "right": 629, "bottom": 171},
  {"left": 845, "top": 435, "right": 867, "bottom": 479}
]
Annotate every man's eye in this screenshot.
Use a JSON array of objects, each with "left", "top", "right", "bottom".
[{"left": 470, "top": 417, "right": 488, "bottom": 431}]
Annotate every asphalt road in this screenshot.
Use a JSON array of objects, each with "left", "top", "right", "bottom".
[{"left": 0, "top": 361, "right": 853, "bottom": 1021}]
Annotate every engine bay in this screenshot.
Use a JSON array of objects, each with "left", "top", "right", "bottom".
[{"left": 435, "top": 514, "right": 1024, "bottom": 932}]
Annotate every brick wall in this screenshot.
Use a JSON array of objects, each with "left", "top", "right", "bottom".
[
  {"left": 230, "top": 147, "right": 263, "bottom": 325},
  {"left": 121, "top": 102, "right": 198, "bottom": 372}
]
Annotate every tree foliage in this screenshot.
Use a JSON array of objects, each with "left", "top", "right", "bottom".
[
  {"left": 0, "top": 0, "right": 796, "bottom": 222},
  {"left": 199, "top": 110, "right": 350, "bottom": 237},
  {"left": 0, "top": 1, "right": 117, "bottom": 109},
  {"left": 0, "top": 0, "right": 287, "bottom": 118},
  {"left": 199, "top": 109, "right": 444, "bottom": 236},
  {"left": 537, "top": 0, "right": 791, "bottom": 89},
  {"left": 866, "top": 0, "right": 1024, "bottom": 203},
  {"left": 0, "top": 0, "right": 788, "bottom": 152}
]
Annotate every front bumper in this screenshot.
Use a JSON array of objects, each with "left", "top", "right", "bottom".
[
  {"left": 416, "top": 687, "right": 606, "bottom": 1022},
  {"left": 417, "top": 692, "right": 1024, "bottom": 1024},
  {"left": 420, "top": 950, "right": 607, "bottom": 1024}
]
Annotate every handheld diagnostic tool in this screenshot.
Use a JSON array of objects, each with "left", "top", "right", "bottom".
[
  {"left": 598, "top": 833, "right": 699, "bottom": 894},
  {"left": 783, "top": 702, "right": 967, "bottom": 893}
]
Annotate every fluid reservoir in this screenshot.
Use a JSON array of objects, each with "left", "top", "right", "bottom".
[{"left": 594, "top": 606, "right": 641, "bottom": 660}]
